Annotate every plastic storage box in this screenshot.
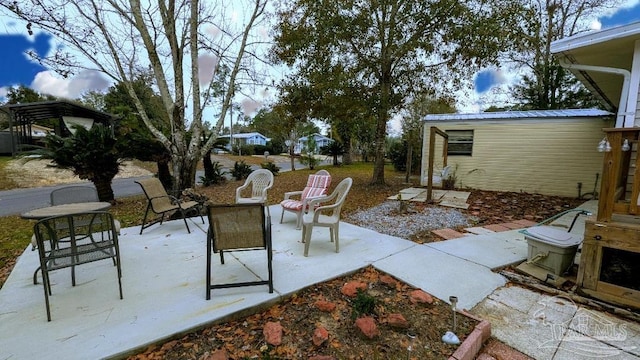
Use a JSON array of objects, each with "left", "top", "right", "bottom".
[{"left": 523, "top": 225, "right": 583, "bottom": 275}]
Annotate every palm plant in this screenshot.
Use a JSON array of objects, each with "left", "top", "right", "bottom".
[
  {"left": 321, "top": 141, "right": 344, "bottom": 166},
  {"left": 38, "top": 124, "right": 121, "bottom": 202}
]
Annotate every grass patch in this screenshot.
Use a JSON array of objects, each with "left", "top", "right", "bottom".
[{"left": 0, "top": 156, "right": 20, "bottom": 191}]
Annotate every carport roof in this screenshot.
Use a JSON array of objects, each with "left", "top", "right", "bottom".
[{"left": 1, "top": 100, "right": 116, "bottom": 124}]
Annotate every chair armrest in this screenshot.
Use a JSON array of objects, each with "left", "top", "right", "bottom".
[
  {"left": 235, "top": 184, "right": 250, "bottom": 201},
  {"left": 283, "top": 190, "right": 303, "bottom": 200}
]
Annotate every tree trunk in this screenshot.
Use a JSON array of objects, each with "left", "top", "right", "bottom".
[
  {"left": 203, "top": 149, "right": 213, "bottom": 178},
  {"left": 94, "top": 180, "right": 115, "bottom": 203},
  {"left": 405, "top": 143, "right": 413, "bottom": 183},
  {"left": 371, "top": 120, "right": 386, "bottom": 185},
  {"left": 171, "top": 153, "right": 198, "bottom": 196},
  {"left": 342, "top": 135, "right": 352, "bottom": 165},
  {"left": 289, "top": 145, "right": 296, "bottom": 171},
  {"left": 371, "top": 66, "right": 391, "bottom": 185},
  {"left": 157, "top": 160, "right": 172, "bottom": 190}
]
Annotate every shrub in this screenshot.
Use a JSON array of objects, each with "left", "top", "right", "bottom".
[
  {"left": 261, "top": 162, "right": 280, "bottom": 175},
  {"left": 388, "top": 139, "right": 420, "bottom": 173},
  {"left": 351, "top": 289, "right": 376, "bottom": 319},
  {"left": 199, "top": 161, "right": 226, "bottom": 186},
  {"left": 230, "top": 160, "right": 253, "bottom": 180}
]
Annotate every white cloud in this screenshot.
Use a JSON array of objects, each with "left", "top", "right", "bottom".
[
  {"left": 198, "top": 54, "right": 219, "bottom": 85},
  {"left": 31, "top": 70, "right": 109, "bottom": 99},
  {"left": 241, "top": 98, "right": 262, "bottom": 115},
  {"left": 0, "top": 87, "right": 8, "bottom": 98}
]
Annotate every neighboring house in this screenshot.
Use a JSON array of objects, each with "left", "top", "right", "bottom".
[
  {"left": 295, "top": 133, "right": 333, "bottom": 154},
  {"left": 420, "top": 109, "right": 613, "bottom": 197},
  {"left": 219, "top": 132, "right": 270, "bottom": 151}
]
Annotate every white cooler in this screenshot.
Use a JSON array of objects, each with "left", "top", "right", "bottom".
[{"left": 523, "top": 225, "right": 583, "bottom": 276}]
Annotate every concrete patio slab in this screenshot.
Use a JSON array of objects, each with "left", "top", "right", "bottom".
[
  {"left": 0, "top": 199, "right": 631, "bottom": 360},
  {"left": 0, "top": 205, "right": 417, "bottom": 360},
  {"left": 373, "top": 245, "right": 506, "bottom": 311},
  {"left": 426, "top": 229, "right": 528, "bottom": 270},
  {"left": 464, "top": 226, "right": 496, "bottom": 235},
  {"left": 470, "top": 284, "right": 640, "bottom": 360}
]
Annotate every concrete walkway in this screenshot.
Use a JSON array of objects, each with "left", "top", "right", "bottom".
[{"left": 1, "top": 201, "right": 638, "bottom": 359}]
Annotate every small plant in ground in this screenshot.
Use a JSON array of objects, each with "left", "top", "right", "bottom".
[
  {"left": 199, "top": 161, "right": 226, "bottom": 186},
  {"left": 351, "top": 288, "right": 376, "bottom": 319},
  {"left": 261, "top": 162, "right": 280, "bottom": 175},
  {"left": 230, "top": 160, "right": 253, "bottom": 180}
]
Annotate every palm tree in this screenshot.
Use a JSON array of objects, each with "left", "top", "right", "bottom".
[{"left": 39, "top": 124, "right": 121, "bottom": 202}]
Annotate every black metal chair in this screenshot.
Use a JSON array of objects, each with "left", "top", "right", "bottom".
[
  {"left": 33, "top": 211, "right": 123, "bottom": 321},
  {"left": 50, "top": 186, "right": 99, "bottom": 205},
  {"left": 206, "top": 203, "right": 273, "bottom": 300}
]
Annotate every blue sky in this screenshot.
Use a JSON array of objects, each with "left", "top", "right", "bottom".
[{"left": 473, "top": 2, "right": 640, "bottom": 97}]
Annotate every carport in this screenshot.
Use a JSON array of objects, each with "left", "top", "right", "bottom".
[{"left": 0, "top": 100, "right": 116, "bottom": 156}]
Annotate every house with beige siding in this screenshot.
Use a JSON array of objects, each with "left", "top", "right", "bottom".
[{"left": 421, "top": 109, "right": 613, "bottom": 197}]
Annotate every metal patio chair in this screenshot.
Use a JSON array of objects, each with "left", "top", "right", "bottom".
[
  {"left": 206, "top": 203, "right": 273, "bottom": 299},
  {"left": 33, "top": 211, "right": 123, "bottom": 321},
  {"left": 135, "top": 178, "right": 204, "bottom": 234}
]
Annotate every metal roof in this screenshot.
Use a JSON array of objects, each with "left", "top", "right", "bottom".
[
  {"left": 550, "top": 21, "right": 640, "bottom": 111},
  {"left": 424, "top": 108, "right": 613, "bottom": 121},
  {"left": 1, "top": 100, "right": 116, "bottom": 124},
  {"left": 0, "top": 100, "right": 117, "bottom": 155}
]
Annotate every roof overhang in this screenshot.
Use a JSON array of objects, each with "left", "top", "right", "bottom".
[
  {"left": 1, "top": 100, "right": 116, "bottom": 125},
  {"left": 0, "top": 100, "right": 118, "bottom": 156},
  {"left": 550, "top": 21, "right": 640, "bottom": 111}
]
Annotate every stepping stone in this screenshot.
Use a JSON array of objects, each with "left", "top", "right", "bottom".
[
  {"left": 483, "top": 224, "right": 512, "bottom": 232},
  {"left": 431, "top": 228, "right": 465, "bottom": 240},
  {"left": 464, "top": 227, "right": 496, "bottom": 235},
  {"left": 500, "top": 222, "right": 525, "bottom": 230},
  {"left": 513, "top": 219, "right": 538, "bottom": 227}
]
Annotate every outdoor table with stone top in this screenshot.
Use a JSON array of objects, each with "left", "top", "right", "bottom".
[{"left": 20, "top": 202, "right": 112, "bottom": 220}]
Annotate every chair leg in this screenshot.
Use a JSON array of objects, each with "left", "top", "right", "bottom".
[
  {"left": 303, "top": 224, "right": 313, "bottom": 257},
  {"left": 334, "top": 225, "right": 340, "bottom": 253},
  {"left": 295, "top": 212, "right": 302, "bottom": 230},
  {"left": 41, "top": 269, "right": 52, "bottom": 321},
  {"left": 179, "top": 209, "right": 192, "bottom": 234},
  {"left": 139, "top": 206, "right": 152, "bottom": 234},
  {"left": 279, "top": 207, "right": 285, "bottom": 224}
]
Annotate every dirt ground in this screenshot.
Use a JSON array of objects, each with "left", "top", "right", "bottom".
[{"left": 4, "top": 158, "right": 153, "bottom": 188}]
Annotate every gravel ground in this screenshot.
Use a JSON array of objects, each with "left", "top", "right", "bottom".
[{"left": 346, "top": 200, "right": 472, "bottom": 239}]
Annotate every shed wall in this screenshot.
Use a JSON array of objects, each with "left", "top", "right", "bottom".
[{"left": 421, "top": 117, "right": 614, "bottom": 197}]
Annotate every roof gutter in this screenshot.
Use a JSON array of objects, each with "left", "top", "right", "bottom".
[{"left": 557, "top": 58, "right": 633, "bottom": 128}]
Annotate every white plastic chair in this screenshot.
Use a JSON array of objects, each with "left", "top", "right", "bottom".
[
  {"left": 235, "top": 169, "right": 274, "bottom": 216},
  {"left": 301, "top": 177, "right": 353, "bottom": 257}
]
